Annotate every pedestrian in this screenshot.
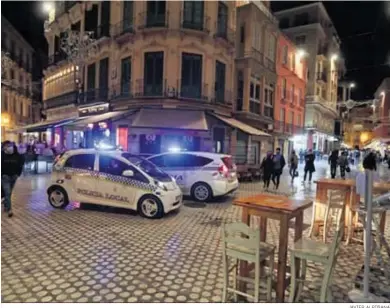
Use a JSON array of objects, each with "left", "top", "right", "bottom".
[
  {"left": 288, "top": 150, "right": 298, "bottom": 182},
  {"left": 338, "top": 151, "right": 349, "bottom": 180},
  {"left": 272, "top": 147, "right": 286, "bottom": 190},
  {"left": 260, "top": 151, "right": 274, "bottom": 190},
  {"left": 1, "top": 141, "right": 25, "bottom": 217},
  {"left": 303, "top": 149, "right": 315, "bottom": 184},
  {"left": 329, "top": 149, "right": 339, "bottom": 179}
]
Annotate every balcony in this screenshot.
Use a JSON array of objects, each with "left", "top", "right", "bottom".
[
  {"left": 48, "top": 51, "right": 67, "bottom": 66},
  {"left": 238, "top": 48, "right": 264, "bottom": 64},
  {"left": 79, "top": 88, "right": 109, "bottom": 106},
  {"left": 274, "top": 120, "right": 304, "bottom": 135},
  {"left": 44, "top": 91, "right": 78, "bottom": 109},
  {"left": 138, "top": 11, "right": 169, "bottom": 29},
  {"left": 316, "top": 71, "right": 327, "bottom": 83},
  {"left": 178, "top": 80, "right": 209, "bottom": 101},
  {"left": 180, "top": 13, "right": 210, "bottom": 33},
  {"left": 112, "top": 20, "right": 135, "bottom": 39},
  {"left": 212, "top": 89, "right": 233, "bottom": 106},
  {"left": 214, "top": 23, "right": 235, "bottom": 46}
]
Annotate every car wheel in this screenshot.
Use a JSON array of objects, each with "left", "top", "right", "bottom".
[
  {"left": 191, "top": 182, "right": 212, "bottom": 202},
  {"left": 48, "top": 186, "right": 69, "bottom": 209},
  {"left": 138, "top": 195, "right": 164, "bottom": 219}
]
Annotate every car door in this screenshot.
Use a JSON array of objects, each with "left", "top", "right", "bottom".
[
  {"left": 63, "top": 153, "right": 99, "bottom": 203},
  {"left": 97, "top": 154, "right": 150, "bottom": 210}
]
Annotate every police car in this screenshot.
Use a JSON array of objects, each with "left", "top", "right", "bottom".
[
  {"left": 47, "top": 148, "right": 182, "bottom": 219},
  {"left": 147, "top": 151, "right": 238, "bottom": 202}
]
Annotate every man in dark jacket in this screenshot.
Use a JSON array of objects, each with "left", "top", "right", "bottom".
[
  {"left": 329, "top": 150, "right": 339, "bottom": 179},
  {"left": 272, "top": 147, "right": 286, "bottom": 190},
  {"left": 303, "top": 149, "right": 316, "bottom": 183},
  {"left": 1, "top": 141, "right": 25, "bottom": 217}
]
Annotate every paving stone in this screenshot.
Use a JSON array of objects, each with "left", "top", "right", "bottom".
[{"left": 1, "top": 163, "right": 389, "bottom": 303}]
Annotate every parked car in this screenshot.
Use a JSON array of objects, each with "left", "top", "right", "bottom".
[{"left": 147, "top": 151, "right": 239, "bottom": 202}]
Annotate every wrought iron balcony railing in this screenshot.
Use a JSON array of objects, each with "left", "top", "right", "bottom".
[
  {"left": 316, "top": 71, "right": 328, "bottom": 82},
  {"left": 178, "top": 80, "right": 209, "bottom": 101},
  {"left": 214, "top": 22, "right": 235, "bottom": 45},
  {"left": 44, "top": 91, "right": 78, "bottom": 109},
  {"left": 112, "top": 20, "right": 135, "bottom": 37}
]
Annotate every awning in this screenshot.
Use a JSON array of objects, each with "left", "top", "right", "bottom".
[
  {"left": 211, "top": 114, "right": 270, "bottom": 137},
  {"left": 65, "top": 110, "right": 131, "bottom": 128},
  {"left": 132, "top": 109, "right": 208, "bottom": 130},
  {"left": 7, "top": 117, "right": 76, "bottom": 133},
  {"left": 364, "top": 138, "right": 390, "bottom": 149}
]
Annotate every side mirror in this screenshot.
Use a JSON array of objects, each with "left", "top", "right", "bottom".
[{"left": 122, "top": 170, "right": 134, "bottom": 177}]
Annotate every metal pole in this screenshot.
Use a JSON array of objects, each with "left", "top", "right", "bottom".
[{"left": 363, "top": 169, "right": 373, "bottom": 298}]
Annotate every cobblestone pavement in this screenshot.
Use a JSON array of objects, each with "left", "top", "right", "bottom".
[{"left": 2, "top": 161, "right": 389, "bottom": 303}]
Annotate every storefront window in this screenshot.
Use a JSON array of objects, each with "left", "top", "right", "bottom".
[
  {"left": 236, "top": 131, "right": 248, "bottom": 165},
  {"left": 163, "top": 135, "right": 200, "bottom": 152},
  {"left": 140, "top": 134, "right": 161, "bottom": 154}
]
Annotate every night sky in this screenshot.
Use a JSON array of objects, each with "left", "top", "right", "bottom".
[{"left": 2, "top": 1, "right": 390, "bottom": 101}]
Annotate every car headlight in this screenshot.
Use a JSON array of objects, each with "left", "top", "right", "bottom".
[{"left": 155, "top": 180, "right": 168, "bottom": 191}]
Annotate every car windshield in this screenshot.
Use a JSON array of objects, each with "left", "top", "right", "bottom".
[{"left": 121, "top": 153, "right": 172, "bottom": 182}]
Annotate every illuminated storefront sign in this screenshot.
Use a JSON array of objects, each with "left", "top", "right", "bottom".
[{"left": 78, "top": 103, "right": 110, "bottom": 117}]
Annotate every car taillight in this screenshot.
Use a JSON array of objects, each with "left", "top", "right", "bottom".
[{"left": 218, "top": 164, "right": 229, "bottom": 177}]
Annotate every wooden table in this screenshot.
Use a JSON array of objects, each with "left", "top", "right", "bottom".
[
  {"left": 233, "top": 194, "right": 313, "bottom": 302},
  {"left": 314, "top": 178, "right": 390, "bottom": 238}
]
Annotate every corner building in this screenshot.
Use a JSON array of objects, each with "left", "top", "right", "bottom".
[{"left": 41, "top": 1, "right": 271, "bottom": 161}]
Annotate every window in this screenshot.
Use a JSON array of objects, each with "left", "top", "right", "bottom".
[
  {"left": 181, "top": 53, "right": 202, "bottom": 99},
  {"left": 236, "top": 131, "right": 248, "bottom": 165},
  {"left": 281, "top": 78, "right": 287, "bottom": 99},
  {"left": 282, "top": 46, "right": 288, "bottom": 65},
  {"left": 86, "top": 63, "right": 96, "bottom": 101},
  {"left": 64, "top": 154, "right": 95, "bottom": 170},
  {"left": 294, "top": 13, "right": 309, "bottom": 26},
  {"left": 291, "top": 84, "right": 295, "bottom": 103},
  {"left": 264, "top": 83, "right": 274, "bottom": 118},
  {"left": 236, "top": 71, "right": 244, "bottom": 111},
  {"left": 252, "top": 22, "right": 261, "bottom": 51},
  {"left": 123, "top": 1, "right": 134, "bottom": 31},
  {"left": 297, "top": 114, "right": 302, "bottom": 127},
  {"left": 99, "top": 155, "right": 127, "bottom": 176},
  {"left": 100, "top": 1, "right": 111, "bottom": 37},
  {"left": 99, "top": 58, "right": 109, "bottom": 99},
  {"left": 146, "top": 1, "right": 166, "bottom": 27},
  {"left": 249, "top": 142, "right": 261, "bottom": 164},
  {"left": 71, "top": 21, "right": 81, "bottom": 32},
  {"left": 140, "top": 134, "right": 161, "bottom": 154},
  {"left": 144, "top": 51, "right": 164, "bottom": 96},
  {"left": 121, "top": 57, "right": 131, "bottom": 95},
  {"left": 295, "top": 35, "right": 306, "bottom": 46},
  {"left": 240, "top": 25, "right": 245, "bottom": 43},
  {"left": 289, "top": 111, "right": 294, "bottom": 124},
  {"left": 217, "top": 1, "right": 228, "bottom": 37},
  {"left": 213, "top": 127, "right": 225, "bottom": 153},
  {"left": 280, "top": 108, "right": 285, "bottom": 124},
  {"left": 267, "top": 35, "right": 276, "bottom": 62},
  {"left": 249, "top": 77, "right": 261, "bottom": 115},
  {"left": 183, "top": 1, "right": 204, "bottom": 30},
  {"left": 150, "top": 154, "right": 212, "bottom": 168},
  {"left": 298, "top": 88, "right": 302, "bottom": 104},
  {"left": 215, "top": 60, "right": 226, "bottom": 103},
  {"left": 84, "top": 4, "right": 98, "bottom": 32}
]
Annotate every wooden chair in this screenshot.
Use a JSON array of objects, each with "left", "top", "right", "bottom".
[
  {"left": 289, "top": 206, "right": 345, "bottom": 303},
  {"left": 322, "top": 190, "right": 345, "bottom": 243},
  {"left": 221, "top": 222, "right": 275, "bottom": 302}
]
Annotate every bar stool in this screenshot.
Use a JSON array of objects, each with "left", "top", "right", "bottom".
[
  {"left": 221, "top": 222, "right": 275, "bottom": 302},
  {"left": 289, "top": 207, "right": 345, "bottom": 303}
]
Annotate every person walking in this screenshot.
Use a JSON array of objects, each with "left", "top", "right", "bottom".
[
  {"left": 328, "top": 149, "right": 339, "bottom": 179},
  {"left": 1, "top": 141, "right": 25, "bottom": 217},
  {"left": 260, "top": 151, "right": 274, "bottom": 190},
  {"left": 288, "top": 150, "right": 299, "bottom": 182},
  {"left": 303, "top": 149, "right": 315, "bottom": 184},
  {"left": 272, "top": 147, "right": 286, "bottom": 190},
  {"left": 338, "top": 151, "right": 349, "bottom": 179}
]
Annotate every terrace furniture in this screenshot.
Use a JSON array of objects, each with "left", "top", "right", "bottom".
[
  {"left": 322, "top": 190, "right": 345, "bottom": 243},
  {"left": 221, "top": 222, "right": 275, "bottom": 302},
  {"left": 233, "top": 194, "right": 313, "bottom": 302},
  {"left": 289, "top": 205, "right": 345, "bottom": 303}
]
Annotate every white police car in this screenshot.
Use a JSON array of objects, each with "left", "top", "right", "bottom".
[
  {"left": 47, "top": 148, "right": 182, "bottom": 219},
  {"left": 147, "top": 151, "right": 239, "bottom": 202}
]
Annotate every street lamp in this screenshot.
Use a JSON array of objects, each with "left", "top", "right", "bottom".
[
  {"left": 350, "top": 83, "right": 356, "bottom": 88},
  {"left": 42, "top": 2, "right": 53, "bottom": 13},
  {"left": 296, "top": 49, "right": 307, "bottom": 58},
  {"left": 331, "top": 54, "right": 338, "bottom": 61}
]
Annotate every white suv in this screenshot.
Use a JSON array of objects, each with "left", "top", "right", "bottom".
[
  {"left": 147, "top": 151, "right": 238, "bottom": 202},
  {"left": 47, "top": 149, "right": 182, "bottom": 219}
]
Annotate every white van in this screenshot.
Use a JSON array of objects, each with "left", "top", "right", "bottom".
[{"left": 47, "top": 149, "right": 182, "bottom": 219}]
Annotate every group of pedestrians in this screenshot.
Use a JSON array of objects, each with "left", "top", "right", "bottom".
[
  {"left": 260, "top": 148, "right": 318, "bottom": 191},
  {"left": 329, "top": 150, "right": 350, "bottom": 179}
]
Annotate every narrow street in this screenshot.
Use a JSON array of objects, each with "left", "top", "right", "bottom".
[{"left": 2, "top": 161, "right": 389, "bottom": 303}]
